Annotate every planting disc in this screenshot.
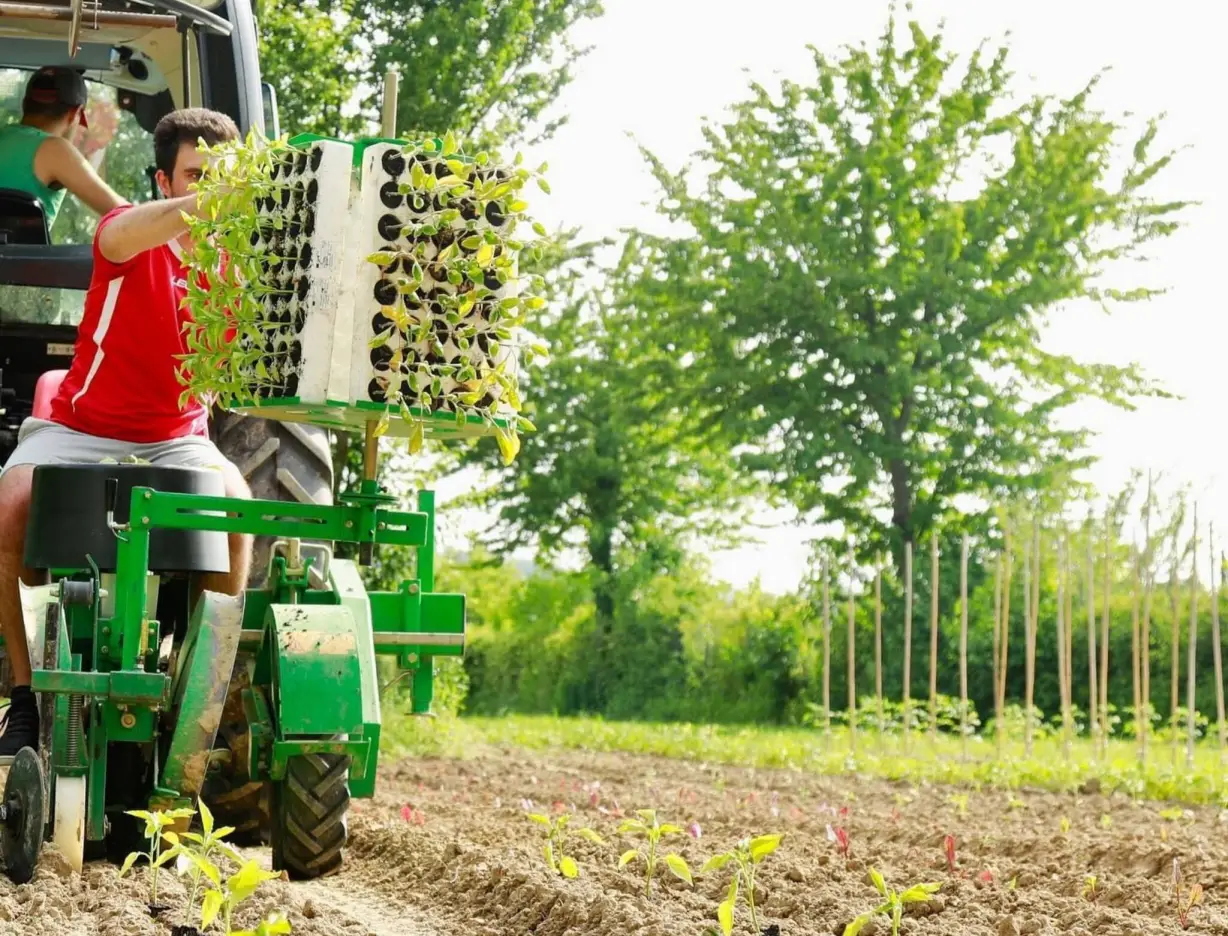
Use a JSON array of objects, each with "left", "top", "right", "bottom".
[
  {"left": 52, "top": 775, "right": 85, "bottom": 873},
  {"left": 1, "top": 747, "right": 45, "bottom": 884}
]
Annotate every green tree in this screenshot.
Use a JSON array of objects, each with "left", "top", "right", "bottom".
[
  {"left": 257, "top": 0, "right": 365, "bottom": 137},
  {"left": 459, "top": 247, "right": 756, "bottom": 707},
  {"left": 633, "top": 11, "right": 1190, "bottom": 566},
  {"left": 352, "top": 0, "right": 604, "bottom": 142}
]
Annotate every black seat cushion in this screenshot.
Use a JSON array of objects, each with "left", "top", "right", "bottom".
[{"left": 24, "top": 464, "right": 229, "bottom": 573}]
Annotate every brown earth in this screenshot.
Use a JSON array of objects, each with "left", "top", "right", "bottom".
[{"left": 1, "top": 745, "right": 1227, "bottom": 935}]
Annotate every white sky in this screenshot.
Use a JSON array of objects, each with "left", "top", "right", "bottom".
[{"left": 436, "top": 0, "right": 1228, "bottom": 594}]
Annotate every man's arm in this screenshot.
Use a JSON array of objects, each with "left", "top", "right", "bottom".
[
  {"left": 96, "top": 195, "right": 201, "bottom": 265},
  {"left": 33, "top": 136, "right": 127, "bottom": 216}
]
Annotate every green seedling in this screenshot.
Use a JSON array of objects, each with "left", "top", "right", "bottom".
[
  {"left": 175, "top": 799, "right": 243, "bottom": 919},
  {"left": 528, "top": 812, "right": 604, "bottom": 878},
  {"left": 618, "top": 809, "right": 693, "bottom": 897},
  {"left": 1176, "top": 882, "right": 1203, "bottom": 929},
  {"left": 1099, "top": 814, "right": 1113, "bottom": 830},
  {"left": 844, "top": 868, "right": 941, "bottom": 936},
  {"left": 1007, "top": 796, "right": 1027, "bottom": 811},
  {"left": 701, "top": 833, "right": 782, "bottom": 935},
  {"left": 1160, "top": 807, "right": 1187, "bottom": 822},
  {"left": 119, "top": 807, "right": 196, "bottom": 907},
  {"left": 1082, "top": 874, "right": 1099, "bottom": 901},
  {"left": 1059, "top": 816, "right": 1071, "bottom": 835},
  {"left": 200, "top": 859, "right": 285, "bottom": 935},
  {"left": 949, "top": 794, "right": 969, "bottom": 818}
]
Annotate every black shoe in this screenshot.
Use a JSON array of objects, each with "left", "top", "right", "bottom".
[{"left": 0, "top": 687, "right": 39, "bottom": 756}]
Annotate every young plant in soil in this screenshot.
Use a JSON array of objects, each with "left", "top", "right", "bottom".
[
  {"left": 827, "top": 824, "right": 851, "bottom": 859},
  {"left": 1176, "top": 882, "right": 1203, "bottom": 929},
  {"left": 201, "top": 859, "right": 285, "bottom": 935},
  {"left": 618, "top": 809, "right": 693, "bottom": 897},
  {"left": 119, "top": 807, "right": 197, "bottom": 914},
  {"left": 174, "top": 799, "right": 244, "bottom": 923},
  {"left": 701, "top": 833, "right": 782, "bottom": 935},
  {"left": 527, "top": 812, "right": 604, "bottom": 878},
  {"left": 843, "top": 868, "right": 941, "bottom": 936},
  {"left": 1082, "top": 874, "right": 1099, "bottom": 902}
]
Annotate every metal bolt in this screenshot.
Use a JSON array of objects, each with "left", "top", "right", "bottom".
[
  {"left": 144, "top": 491, "right": 152, "bottom": 500},
  {"left": 408, "top": 653, "right": 418, "bottom": 664},
  {"left": 120, "top": 713, "right": 136, "bottom": 729},
  {"left": 408, "top": 583, "right": 420, "bottom": 594},
  {"left": 101, "top": 625, "right": 111, "bottom": 637},
  {"left": 99, "top": 645, "right": 109, "bottom": 657},
  {"left": 345, "top": 520, "right": 353, "bottom": 528},
  {"left": 141, "top": 516, "right": 149, "bottom": 525},
  {"left": 378, "top": 522, "right": 386, "bottom": 530}
]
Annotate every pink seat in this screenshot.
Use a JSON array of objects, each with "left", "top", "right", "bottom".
[{"left": 31, "top": 369, "right": 67, "bottom": 420}]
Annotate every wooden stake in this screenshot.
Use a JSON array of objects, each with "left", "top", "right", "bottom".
[
  {"left": 847, "top": 543, "right": 857, "bottom": 755},
  {"left": 929, "top": 534, "right": 939, "bottom": 742},
  {"left": 1141, "top": 470, "right": 1155, "bottom": 763},
  {"left": 1086, "top": 519, "right": 1099, "bottom": 749},
  {"left": 1131, "top": 544, "right": 1142, "bottom": 765},
  {"left": 1170, "top": 549, "right": 1180, "bottom": 766},
  {"left": 960, "top": 533, "right": 969, "bottom": 758},
  {"left": 875, "top": 558, "right": 884, "bottom": 738},
  {"left": 1213, "top": 532, "right": 1226, "bottom": 759},
  {"left": 1065, "top": 537, "right": 1074, "bottom": 738},
  {"left": 822, "top": 553, "right": 831, "bottom": 741},
  {"left": 903, "top": 541, "right": 913, "bottom": 752},
  {"left": 1057, "top": 537, "right": 1071, "bottom": 759},
  {"left": 998, "top": 527, "right": 1014, "bottom": 747},
  {"left": 1187, "top": 504, "right": 1198, "bottom": 770},
  {"left": 1099, "top": 508, "right": 1112, "bottom": 752},
  {"left": 993, "top": 551, "right": 1003, "bottom": 753},
  {"left": 1023, "top": 530, "right": 1034, "bottom": 756}
]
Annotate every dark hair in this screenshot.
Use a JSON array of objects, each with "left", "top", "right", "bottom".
[{"left": 153, "top": 108, "right": 239, "bottom": 176}]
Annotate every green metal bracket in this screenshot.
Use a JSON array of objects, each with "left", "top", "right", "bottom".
[
  {"left": 242, "top": 686, "right": 274, "bottom": 779},
  {"left": 268, "top": 604, "right": 363, "bottom": 736},
  {"left": 161, "top": 593, "right": 244, "bottom": 798}
]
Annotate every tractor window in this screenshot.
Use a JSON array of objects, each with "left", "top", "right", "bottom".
[{"left": 0, "top": 67, "right": 155, "bottom": 326}]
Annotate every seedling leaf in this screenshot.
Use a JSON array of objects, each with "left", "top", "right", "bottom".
[
  {"left": 664, "top": 853, "right": 692, "bottom": 884},
  {"left": 619, "top": 849, "right": 638, "bottom": 868},
  {"left": 559, "top": 856, "right": 578, "bottom": 879},
  {"left": 750, "top": 834, "right": 782, "bottom": 861}
]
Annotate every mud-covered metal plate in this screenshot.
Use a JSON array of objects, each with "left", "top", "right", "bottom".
[{"left": 2, "top": 747, "right": 45, "bottom": 884}]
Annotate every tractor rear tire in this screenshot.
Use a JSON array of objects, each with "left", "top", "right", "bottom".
[
  {"left": 271, "top": 752, "right": 350, "bottom": 879},
  {"left": 209, "top": 412, "right": 333, "bottom": 587}
]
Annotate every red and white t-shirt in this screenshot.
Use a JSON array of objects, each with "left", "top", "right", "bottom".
[{"left": 51, "top": 205, "right": 208, "bottom": 443}]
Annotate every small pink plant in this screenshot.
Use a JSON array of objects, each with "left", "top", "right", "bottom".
[
  {"left": 688, "top": 822, "right": 702, "bottom": 840},
  {"left": 827, "top": 824, "right": 851, "bottom": 858},
  {"left": 943, "top": 835, "right": 956, "bottom": 874},
  {"left": 400, "top": 804, "right": 425, "bottom": 825}
]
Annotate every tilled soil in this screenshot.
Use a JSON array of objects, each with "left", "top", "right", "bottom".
[{"left": 1, "top": 744, "right": 1227, "bottom": 935}]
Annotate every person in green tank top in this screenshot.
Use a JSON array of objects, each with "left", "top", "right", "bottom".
[{"left": 0, "top": 66, "right": 126, "bottom": 232}]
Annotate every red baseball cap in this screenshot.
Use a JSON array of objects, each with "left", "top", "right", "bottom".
[{"left": 24, "top": 66, "right": 89, "bottom": 128}]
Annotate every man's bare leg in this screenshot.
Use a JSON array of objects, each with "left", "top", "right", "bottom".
[
  {"left": 196, "top": 461, "right": 252, "bottom": 601},
  {"left": 0, "top": 466, "right": 43, "bottom": 754}
]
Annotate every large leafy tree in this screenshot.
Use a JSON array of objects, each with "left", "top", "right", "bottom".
[
  {"left": 633, "top": 12, "right": 1189, "bottom": 566},
  {"left": 259, "top": 0, "right": 604, "bottom": 142},
  {"left": 461, "top": 242, "right": 755, "bottom": 636}
]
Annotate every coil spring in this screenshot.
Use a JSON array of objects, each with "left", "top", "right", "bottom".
[{"left": 66, "top": 695, "right": 84, "bottom": 763}]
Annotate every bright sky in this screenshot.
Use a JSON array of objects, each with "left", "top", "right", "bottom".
[{"left": 437, "top": 0, "right": 1228, "bottom": 594}]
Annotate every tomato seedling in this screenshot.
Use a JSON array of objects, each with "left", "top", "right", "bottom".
[
  {"left": 1082, "top": 874, "right": 1099, "bottom": 901},
  {"left": 201, "top": 859, "right": 284, "bottom": 935},
  {"left": 528, "top": 812, "right": 604, "bottom": 879},
  {"left": 701, "top": 834, "right": 782, "bottom": 935},
  {"left": 844, "top": 868, "right": 941, "bottom": 936},
  {"left": 119, "top": 807, "right": 196, "bottom": 907},
  {"left": 618, "top": 809, "right": 693, "bottom": 896},
  {"left": 827, "top": 824, "right": 851, "bottom": 858},
  {"left": 1177, "top": 883, "right": 1203, "bottom": 929}
]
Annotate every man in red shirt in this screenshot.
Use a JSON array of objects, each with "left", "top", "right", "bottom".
[{"left": 0, "top": 108, "right": 253, "bottom": 754}]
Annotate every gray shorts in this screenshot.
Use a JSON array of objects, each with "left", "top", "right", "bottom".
[{"left": 0, "top": 418, "right": 232, "bottom": 479}]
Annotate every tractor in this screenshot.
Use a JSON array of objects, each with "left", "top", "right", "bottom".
[{"left": 0, "top": 0, "right": 465, "bottom": 884}]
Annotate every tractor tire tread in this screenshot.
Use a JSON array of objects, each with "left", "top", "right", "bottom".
[{"left": 274, "top": 752, "right": 349, "bottom": 879}]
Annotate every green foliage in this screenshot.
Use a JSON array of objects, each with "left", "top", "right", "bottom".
[
  {"left": 256, "top": 0, "right": 365, "bottom": 138},
  {"left": 631, "top": 9, "right": 1190, "bottom": 562},
  {"left": 174, "top": 800, "right": 243, "bottom": 922},
  {"left": 118, "top": 807, "right": 196, "bottom": 905},
  {"left": 844, "top": 868, "right": 941, "bottom": 936},
  {"left": 617, "top": 808, "right": 692, "bottom": 897},
  {"left": 258, "top": 0, "right": 603, "bottom": 144},
  {"left": 201, "top": 859, "right": 285, "bottom": 935},
  {"left": 701, "top": 834, "right": 783, "bottom": 935},
  {"left": 526, "top": 811, "right": 603, "bottom": 878}
]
